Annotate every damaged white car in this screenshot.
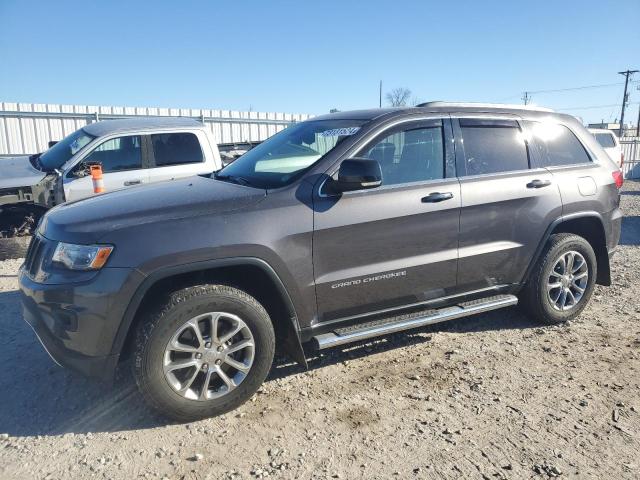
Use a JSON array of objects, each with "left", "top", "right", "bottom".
[{"left": 0, "top": 117, "right": 222, "bottom": 236}]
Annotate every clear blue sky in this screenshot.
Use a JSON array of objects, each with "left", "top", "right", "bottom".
[{"left": 1, "top": 0, "right": 638, "bottom": 123}]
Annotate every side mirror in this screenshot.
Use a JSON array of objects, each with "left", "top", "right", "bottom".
[
  {"left": 334, "top": 158, "right": 382, "bottom": 193},
  {"left": 72, "top": 161, "right": 99, "bottom": 178},
  {"left": 71, "top": 163, "right": 89, "bottom": 178}
]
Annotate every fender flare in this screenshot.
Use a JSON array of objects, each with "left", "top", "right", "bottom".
[
  {"left": 521, "top": 211, "right": 610, "bottom": 286},
  {"left": 110, "top": 257, "right": 307, "bottom": 368}
]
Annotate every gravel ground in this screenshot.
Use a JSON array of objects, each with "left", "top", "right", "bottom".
[{"left": 1, "top": 181, "right": 639, "bottom": 480}]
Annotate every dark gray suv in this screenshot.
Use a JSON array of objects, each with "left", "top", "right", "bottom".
[{"left": 19, "top": 102, "right": 623, "bottom": 420}]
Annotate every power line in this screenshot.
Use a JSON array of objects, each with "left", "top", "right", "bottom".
[
  {"left": 557, "top": 102, "right": 639, "bottom": 111},
  {"left": 525, "top": 81, "right": 635, "bottom": 95},
  {"left": 497, "top": 80, "right": 639, "bottom": 104}
]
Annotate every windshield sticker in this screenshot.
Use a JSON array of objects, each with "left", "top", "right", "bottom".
[
  {"left": 319, "top": 127, "right": 360, "bottom": 137},
  {"left": 69, "top": 139, "right": 82, "bottom": 155}
]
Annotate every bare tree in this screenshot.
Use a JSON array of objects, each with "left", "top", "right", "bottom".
[{"left": 386, "top": 87, "right": 412, "bottom": 107}]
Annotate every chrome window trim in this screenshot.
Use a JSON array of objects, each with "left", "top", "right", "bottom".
[{"left": 456, "top": 166, "right": 549, "bottom": 182}]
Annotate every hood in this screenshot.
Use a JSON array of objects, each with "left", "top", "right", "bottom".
[
  {"left": 0, "top": 156, "right": 47, "bottom": 189},
  {"left": 39, "top": 176, "right": 266, "bottom": 243}
]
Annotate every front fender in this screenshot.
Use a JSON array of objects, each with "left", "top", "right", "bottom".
[{"left": 110, "top": 257, "right": 307, "bottom": 368}]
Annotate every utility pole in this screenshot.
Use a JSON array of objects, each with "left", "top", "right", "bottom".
[
  {"left": 379, "top": 80, "right": 382, "bottom": 108},
  {"left": 522, "top": 91, "right": 531, "bottom": 105},
  {"left": 618, "top": 69, "right": 638, "bottom": 137}
]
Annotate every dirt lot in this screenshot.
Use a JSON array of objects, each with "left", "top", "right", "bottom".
[{"left": 0, "top": 181, "right": 639, "bottom": 480}]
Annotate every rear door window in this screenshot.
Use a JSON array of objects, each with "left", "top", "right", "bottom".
[
  {"left": 525, "top": 121, "right": 591, "bottom": 167},
  {"left": 151, "top": 132, "right": 204, "bottom": 167},
  {"left": 458, "top": 119, "right": 529, "bottom": 175}
]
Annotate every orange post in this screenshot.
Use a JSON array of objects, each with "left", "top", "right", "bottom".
[{"left": 90, "top": 165, "right": 104, "bottom": 194}]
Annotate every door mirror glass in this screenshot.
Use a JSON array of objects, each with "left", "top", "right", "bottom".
[{"left": 334, "top": 158, "right": 382, "bottom": 192}]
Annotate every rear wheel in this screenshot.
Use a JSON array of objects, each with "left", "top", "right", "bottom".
[
  {"left": 521, "top": 233, "right": 597, "bottom": 325},
  {"left": 134, "top": 284, "right": 275, "bottom": 421}
]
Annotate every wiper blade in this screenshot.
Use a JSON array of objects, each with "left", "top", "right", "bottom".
[{"left": 214, "top": 173, "right": 255, "bottom": 187}]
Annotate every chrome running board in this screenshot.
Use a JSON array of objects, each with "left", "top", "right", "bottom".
[{"left": 313, "top": 294, "right": 518, "bottom": 350}]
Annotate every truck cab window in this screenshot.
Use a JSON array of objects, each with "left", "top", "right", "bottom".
[
  {"left": 81, "top": 135, "right": 143, "bottom": 173},
  {"left": 151, "top": 132, "right": 204, "bottom": 166}
]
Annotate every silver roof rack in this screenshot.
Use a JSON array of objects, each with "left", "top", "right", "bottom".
[{"left": 416, "top": 101, "right": 555, "bottom": 113}]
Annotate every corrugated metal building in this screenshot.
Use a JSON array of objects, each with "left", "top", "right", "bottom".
[{"left": 0, "top": 102, "right": 313, "bottom": 156}]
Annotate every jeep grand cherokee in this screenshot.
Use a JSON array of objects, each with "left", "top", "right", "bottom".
[{"left": 20, "top": 102, "right": 623, "bottom": 421}]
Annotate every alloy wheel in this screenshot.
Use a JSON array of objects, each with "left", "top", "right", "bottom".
[
  {"left": 162, "top": 312, "right": 255, "bottom": 401},
  {"left": 547, "top": 250, "right": 589, "bottom": 311}
]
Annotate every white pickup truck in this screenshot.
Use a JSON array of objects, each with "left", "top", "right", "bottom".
[{"left": 0, "top": 117, "right": 222, "bottom": 235}]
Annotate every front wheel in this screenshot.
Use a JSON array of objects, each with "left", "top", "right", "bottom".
[
  {"left": 134, "top": 284, "right": 275, "bottom": 421},
  {"left": 521, "top": 233, "right": 597, "bottom": 325}
]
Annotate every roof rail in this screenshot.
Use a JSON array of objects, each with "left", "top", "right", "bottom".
[{"left": 416, "top": 101, "right": 555, "bottom": 113}]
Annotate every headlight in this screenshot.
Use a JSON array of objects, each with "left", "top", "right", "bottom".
[{"left": 52, "top": 242, "right": 113, "bottom": 270}]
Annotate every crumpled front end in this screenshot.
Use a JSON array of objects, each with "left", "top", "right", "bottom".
[
  {"left": 0, "top": 173, "right": 62, "bottom": 237},
  {"left": 0, "top": 173, "right": 61, "bottom": 207}
]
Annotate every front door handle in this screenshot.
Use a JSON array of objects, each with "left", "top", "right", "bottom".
[
  {"left": 124, "top": 179, "right": 142, "bottom": 186},
  {"left": 422, "top": 192, "right": 454, "bottom": 203},
  {"left": 527, "top": 179, "right": 551, "bottom": 189}
]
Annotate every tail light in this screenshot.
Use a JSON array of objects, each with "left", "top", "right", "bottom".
[{"left": 612, "top": 170, "right": 624, "bottom": 189}]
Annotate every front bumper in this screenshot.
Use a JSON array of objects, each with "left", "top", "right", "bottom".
[{"left": 19, "top": 265, "right": 145, "bottom": 381}]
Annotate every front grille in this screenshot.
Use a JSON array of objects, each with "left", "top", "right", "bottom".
[{"left": 24, "top": 235, "right": 50, "bottom": 278}]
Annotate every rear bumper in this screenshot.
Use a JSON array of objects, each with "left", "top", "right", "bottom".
[
  {"left": 19, "top": 265, "right": 145, "bottom": 381},
  {"left": 606, "top": 207, "right": 623, "bottom": 253},
  {"left": 598, "top": 206, "right": 622, "bottom": 286}
]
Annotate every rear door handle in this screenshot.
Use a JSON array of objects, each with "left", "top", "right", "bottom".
[
  {"left": 421, "top": 192, "right": 454, "bottom": 203},
  {"left": 124, "top": 179, "right": 141, "bottom": 186},
  {"left": 527, "top": 179, "right": 551, "bottom": 189}
]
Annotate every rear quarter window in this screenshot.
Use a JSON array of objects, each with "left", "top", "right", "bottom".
[{"left": 525, "top": 121, "right": 591, "bottom": 167}]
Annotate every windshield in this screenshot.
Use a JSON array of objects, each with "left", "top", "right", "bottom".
[
  {"left": 216, "top": 119, "right": 366, "bottom": 188},
  {"left": 39, "top": 128, "right": 95, "bottom": 171}
]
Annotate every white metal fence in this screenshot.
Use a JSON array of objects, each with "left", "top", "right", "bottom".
[
  {"left": 0, "top": 102, "right": 313, "bottom": 156},
  {"left": 621, "top": 137, "right": 640, "bottom": 179}
]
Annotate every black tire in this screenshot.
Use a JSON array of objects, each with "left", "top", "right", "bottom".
[
  {"left": 133, "top": 284, "right": 275, "bottom": 422},
  {"left": 521, "top": 233, "right": 597, "bottom": 325}
]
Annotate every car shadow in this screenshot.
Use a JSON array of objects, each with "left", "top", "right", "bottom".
[
  {"left": 0, "top": 286, "right": 538, "bottom": 438},
  {"left": 271, "top": 305, "right": 538, "bottom": 381}
]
